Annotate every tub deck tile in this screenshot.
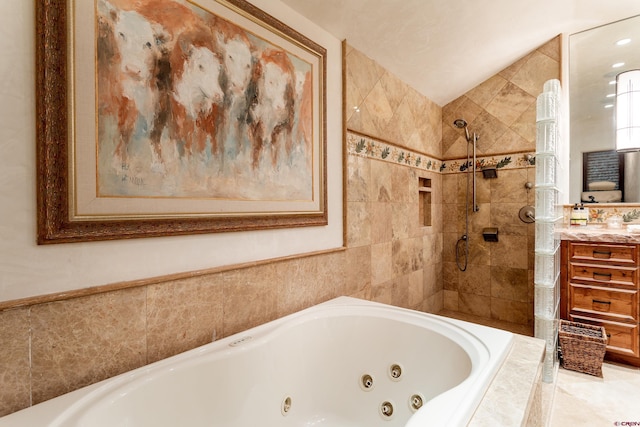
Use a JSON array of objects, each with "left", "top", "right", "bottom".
[{"left": 468, "top": 335, "right": 545, "bottom": 426}]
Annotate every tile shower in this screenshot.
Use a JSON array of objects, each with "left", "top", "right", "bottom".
[{"left": 441, "top": 36, "right": 561, "bottom": 331}]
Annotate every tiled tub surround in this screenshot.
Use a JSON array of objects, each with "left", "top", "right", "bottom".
[
  {"left": 470, "top": 334, "right": 546, "bottom": 427},
  {"left": 0, "top": 251, "right": 546, "bottom": 425},
  {"left": 0, "top": 250, "right": 353, "bottom": 416},
  {"left": 0, "top": 298, "right": 545, "bottom": 427}
]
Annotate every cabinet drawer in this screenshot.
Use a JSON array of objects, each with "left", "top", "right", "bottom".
[
  {"left": 569, "top": 315, "right": 639, "bottom": 358},
  {"left": 569, "top": 263, "right": 637, "bottom": 288},
  {"left": 569, "top": 243, "right": 637, "bottom": 266},
  {"left": 569, "top": 284, "right": 637, "bottom": 322}
]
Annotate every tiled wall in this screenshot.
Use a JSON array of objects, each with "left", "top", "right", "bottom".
[
  {"left": 0, "top": 44, "right": 442, "bottom": 417},
  {"left": 344, "top": 43, "right": 444, "bottom": 313},
  {"left": 345, "top": 46, "right": 441, "bottom": 158},
  {"left": 441, "top": 36, "right": 561, "bottom": 328},
  {"left": 0, "top": 251, "right": 352, "bottom": 415}
]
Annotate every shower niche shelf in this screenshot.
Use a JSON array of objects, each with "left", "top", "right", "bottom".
[{"left": 418, "top": 177, "right": 432, "bottom": 227}]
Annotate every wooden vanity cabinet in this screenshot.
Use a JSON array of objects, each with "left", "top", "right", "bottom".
[{"left": 560, "top": 240, "right": 640, "bottom": 367}]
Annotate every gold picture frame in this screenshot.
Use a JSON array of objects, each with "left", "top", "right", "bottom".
[{"left": 36, "top": 0, "right": 327, "bottom": 244}]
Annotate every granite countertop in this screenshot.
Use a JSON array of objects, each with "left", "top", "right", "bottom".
[{"left": 556, "top": 225, "right": 640, "bottom": 244}]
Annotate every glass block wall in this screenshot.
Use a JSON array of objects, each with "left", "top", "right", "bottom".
[{"left": 534, "top": 79, "right": 563, "bottom": 383}]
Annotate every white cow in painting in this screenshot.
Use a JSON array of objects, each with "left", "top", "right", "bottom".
[
  {"left": 167, "top": 30, "right": 225, "bottom": 159},
  {"left": 98, "top": 0, "right": 167, "bottom": 173},
  {"left": 220, "top": 35, "right": 254, "bottom": 95},
  {"left": 206, "top": 16, "right": 256, "bottom": 164},
  {"left": 173, "top": 46, "right": 223, "bottom": 120},
  {"left": 247, "top": 48, "right": 296, "bottom": 171}
]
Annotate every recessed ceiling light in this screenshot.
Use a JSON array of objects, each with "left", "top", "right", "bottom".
[
  {"left": 613, "top": 62, "right": 625, "bottom": 68},
  {"left": 604, "top": 104, "right": 614, "bottom": 109},
  {"left": 616, "top": 38, "right": 631, "bottom": 46}
]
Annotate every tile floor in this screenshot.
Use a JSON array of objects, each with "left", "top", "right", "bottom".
[
  {"left": 549, "top": 362, "right": 640, "bottom": 426},
  {"left": 436, "top": 310, "right": 640, "bottom": 425}
]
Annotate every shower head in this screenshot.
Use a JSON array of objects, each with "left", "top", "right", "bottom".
[
  {"left": 453, "top": 119, "right": 468, "bottom": 129},
  {"left": 453, "top": 118, "right": 471, "bottom": 142}
]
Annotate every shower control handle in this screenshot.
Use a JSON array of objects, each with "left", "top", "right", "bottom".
[{"left": 518, "top": 206, "right": 535, "bottom": 223}]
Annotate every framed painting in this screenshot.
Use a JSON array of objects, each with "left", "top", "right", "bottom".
[{"left": 36, "top": 0, "right": 327, "bottom": 244}]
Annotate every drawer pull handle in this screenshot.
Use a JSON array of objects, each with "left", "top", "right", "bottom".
[
  {"left": 592, "top": 299, "right": 611, "bottom": 305},
  {"left": 593, "top": 250, "right": 612, "bottom": 258},
  {"left": 592, "top": 272, "right": 612, "bottom": 280}
]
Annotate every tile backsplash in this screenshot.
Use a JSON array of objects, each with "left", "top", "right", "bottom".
[{"left": 562, "top": 204, "right": 640, "bottom": 225}]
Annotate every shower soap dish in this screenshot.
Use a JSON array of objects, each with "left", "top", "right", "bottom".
[{"left": 559, "top": 320, "right": 607, "bottom": 377}]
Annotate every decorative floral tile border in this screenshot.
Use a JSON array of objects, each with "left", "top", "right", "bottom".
[
  {"left": 346, "top": 131, "right": 535, "bottom": 173},
  {"left": 563, "top": 205, "right": 640, "bottom": 225},
  {"left": 440, "top": 154, "right": 535, "bottom": 174},
  {"left": 346, "top": 132, "right": 442, "bottom": 171}
]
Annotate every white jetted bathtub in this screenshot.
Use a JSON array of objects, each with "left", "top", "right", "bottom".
[{"left": 0, "top": 297, "right": 513, "bottom": 426}]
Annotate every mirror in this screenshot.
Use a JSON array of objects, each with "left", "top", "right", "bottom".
[{"left": 569, "top": 14, "right": 640, "bottom": 203}]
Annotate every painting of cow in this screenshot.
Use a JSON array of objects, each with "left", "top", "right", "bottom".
[
  {"left": 96, "top": 0, "right": 315, "bottom": 200},
  {"left": 36, "top": 0, "right": 327, "bottom": 243}
]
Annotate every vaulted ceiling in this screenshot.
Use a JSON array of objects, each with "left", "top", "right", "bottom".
[{"left": 281, "top": 0, "right": 640, "bottom": 106}]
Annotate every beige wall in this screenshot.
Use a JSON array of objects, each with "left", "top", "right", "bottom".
[
  {"left": 1, "top": 0, "right": 344, "bottom": 304},
  {"left": 0, "top": 43, "right": 442, "bottom": 416},
  {"left": 441, "top": 36, "right": 561, "bottom": 328}
]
